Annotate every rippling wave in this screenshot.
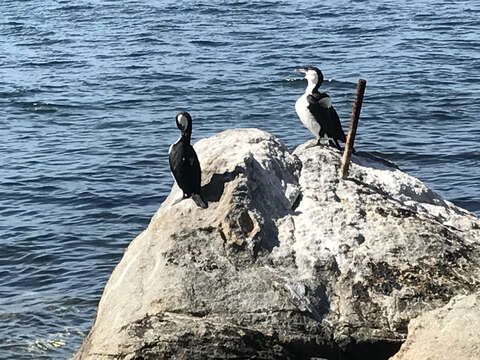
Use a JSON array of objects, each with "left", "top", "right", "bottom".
[{"left": 1, "top": 0, "right": 479, "bottom": 358}]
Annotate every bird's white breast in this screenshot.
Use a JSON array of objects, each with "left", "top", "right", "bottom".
[{"left": 295, "top": 94, "right": 321, "bottom": 139}]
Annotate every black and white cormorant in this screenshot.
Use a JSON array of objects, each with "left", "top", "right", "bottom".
[
  {"left": 295, "top": 66, "right": 347, "bottom": 150},
  {"left": 168, "top": 111, "right": 208, "bottom": 209}
]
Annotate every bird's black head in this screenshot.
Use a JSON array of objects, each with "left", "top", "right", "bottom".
[
  {"left": 299, "top": 66, "right": 324, "bottom": 86},
  {"left": 175, "top": 111, "right": 192, "bottom": 135}
]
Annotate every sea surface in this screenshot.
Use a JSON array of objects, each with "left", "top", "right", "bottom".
[{"left": 1, "top": 1, "right": 479, "bottom": 358}]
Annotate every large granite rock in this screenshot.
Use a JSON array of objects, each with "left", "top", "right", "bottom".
[
  {"left": 390, "top": 292, "right": 480, "bottom": 360},
  {"left": 74, "top": 129, "right": 480, "bottom": 360}
]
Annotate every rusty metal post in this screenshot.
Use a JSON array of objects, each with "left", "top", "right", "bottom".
[{"left": 340, "top": 78, "right": 367, "bottom": 179}]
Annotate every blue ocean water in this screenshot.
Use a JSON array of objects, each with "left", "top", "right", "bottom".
[{"left": 0, "top": 1, "right": 479, "bottom": 358}]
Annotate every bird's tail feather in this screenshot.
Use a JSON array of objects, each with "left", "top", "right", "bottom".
[{"left": 192, "top": 193, "right": 208, "bottom": 209}]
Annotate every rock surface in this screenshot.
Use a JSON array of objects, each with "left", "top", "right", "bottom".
[
  {"left": 74, "top": 129, "right": 480, "bottom": 360},
  {"left": 390, "top": 292, "right": 480, "bottom": 360}
]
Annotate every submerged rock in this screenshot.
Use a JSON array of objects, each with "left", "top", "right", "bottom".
[{"left": 74, "top": 129, "right": 480, "bottom": 360}]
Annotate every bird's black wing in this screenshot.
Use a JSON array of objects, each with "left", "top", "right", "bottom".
[
  {"left": 169, "top": 141, "right": 188, "bottom": 192},
  {"left": 306, "top": 93, "right": 330, "bottom": 137},
  {"left": 185, "top": 144, "right": 203, "bottom": 194},
  {"left": 184, "top": 144, "right": 208, "bottom": 208},
  {"left": 327, "top": 105, "right": 347, "bottom": 143},
  {"left": 169, "top": 141, "right": 207, "bottom": 208},
  {"left": 169, "top": 141, "right": 200, "bottom": 196}
]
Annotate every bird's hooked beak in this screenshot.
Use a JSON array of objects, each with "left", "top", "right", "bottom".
[{"left": 298, "top": 68, "right": 308, "bottom": 79}]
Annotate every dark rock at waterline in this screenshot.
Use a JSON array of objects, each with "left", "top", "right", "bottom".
[{"left": 73, "top": 129, "right": 480, "bottom": 360}]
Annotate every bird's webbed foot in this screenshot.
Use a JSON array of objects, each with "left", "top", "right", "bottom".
[
  {"left": 328, "top": 139, "right": 342, "bottom": 151},
  {"left": 172, "top": 196, "right": 185, "bottom": 206},
  {"left": 172, "top": 192, "right": 190, "bottom": 206}
]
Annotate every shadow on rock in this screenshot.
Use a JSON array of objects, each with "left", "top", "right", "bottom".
[{"left": 201, "top": 165, "right": 244, "bottom": 202}]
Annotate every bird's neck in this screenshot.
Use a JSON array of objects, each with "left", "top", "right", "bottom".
[
  {"left": 305, "top": 80, "right": 320, "bottom": 95},
  {"left": 181, "top": 131, "right": 191, "bottom": 144}
]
